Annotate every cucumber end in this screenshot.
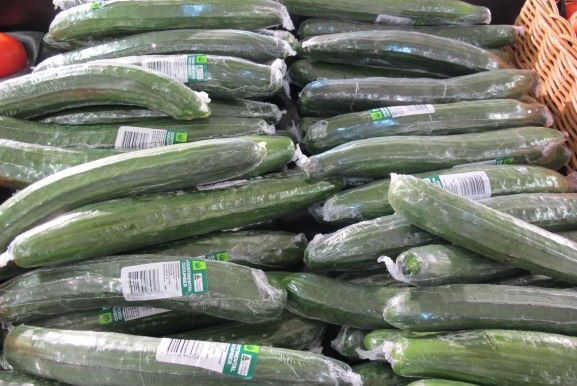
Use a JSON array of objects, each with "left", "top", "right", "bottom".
[{"left": 378, "top": 255, "right": 413, "bottom": 285}]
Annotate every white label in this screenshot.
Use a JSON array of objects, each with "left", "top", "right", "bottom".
[
  {"left": 387, "top": 104, "right": 435, "bottom": 118},
  {"left": 375, "top": 14, "right": 413, "bottom": 25},
  {"left": 121, "top": 261, "right": 182, "bottom": 301},
  {"left": 427, "top": 171, "right": 492, "bottom": 200},
  {"left": 142, "top": 56, "right": 189, "bottom": 83},
  {"left": 115, "top": 126, "right": 168, "bottom": 150},
  {"left": 453, "top": 158, "right": 514, "bottom": 168},
  {"left": 121, "top": 306, "right": 169, "bottom": 321},
  {"left": 156, "top": 339, "right": 229, "bottom": 373}
]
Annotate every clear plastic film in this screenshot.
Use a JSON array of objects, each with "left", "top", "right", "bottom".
[{"left": 330, "top": 326, "right": 367, "bottom": 362}]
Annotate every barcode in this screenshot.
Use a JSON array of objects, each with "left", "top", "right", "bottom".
[
  {"left": 387, "top": 104, "right": 435, "bottom": 118},
  {"left": 166, "top": 339, "right": 196, "bottom": 357},
  {"left": 128, "top": 269, "right": 160, "bottom": 296},
  {"left": 115, "top": 127, "right": 167, "bottom": 150},
  {"left": 452, "top": 175, "right": 488, "bottom": 198},
  {"left": 143, "top": 56, "right": 188, "bottom": 82},
  {"left": 436, "top": 171, "right": 491, "bottom": 200}
]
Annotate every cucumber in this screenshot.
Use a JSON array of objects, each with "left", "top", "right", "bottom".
[
  {"left": 282, "top": 272, "right": 405, "bottom": 330},
  {"left": 330, "top": 327, "right": 367, "bottom": 362},
  {"left": 2, "top": 174, "right": 342, "bottom": 268},
  {"left": 47, "top": 0, "right": 294, "bottom": 42},
  {"left": 0, "top": 136, "right": 270, "bottom": 255},
  {"left": 167, "top": 310, "right": 326, "bottom": 350},
  {"left": 239, "top": 136, "right": 297, "bottom": 178},
  {"left": 288, "top": 59, "right": 447, "bottom": 89},
  {"left": 0, "top": 254, "right": 286, "bottom": 324},
  {"left": 95, "top": 55, "right": 287, "bottom": 99},
  {"left": 0, "top": 139, "right": 118, "bottom": 189},
  {"left": 3, "top": 325, "right": 362, "bottom": 386},
  {"left": 406, "top": 380, "right": 481, "bottom": 386},
  {"left": 1, "top": 62, "right": 211, "bottom": 120},
  {"left": 35, "top": 29, "right": 295, "bottom": 71},
  {"left": 303, "top": 100, "right": 552, "bottom": 153},
  {"left": 29, "top": 307, "right": 225, "bottom": 337},
  {"left": 298, "top": 31, "right": 508, "bottom": 77},
  {"left": 335, "top": 269, "right": 409, "bottom": 287},
  {"left": 383, "top": 284, "right": 577, "bottom": 335},
  {"left": 298, "top": 69, "right": 539, "bottom": 116},
  {"left": 142, "top": 230, "right": 307, "bottom": 270},
  {"left": 305, "top": 193, "right": 577, "bottom": 272},
  {"left": 276, "top": 0, "right": 490, "bottom": 25},
  {"left": 351, "top": 362, "right": 412, "bottom": 386},
  {"left": 315, "top": 164, "right": 573, "bottom": 224},
  {"left": 382, "top": 244, "right": 525, "bottom": 286},
  {"left": 298, "top": 19, "right": 519, "bottom": 48},
  {"left": 0, "top": 371, "right": 68, "bottom": 385},
  {"left": 493, "top": 274, "right": 571, "bottom": 288},
  {"left": 304, "top": 127, "right": 570, "bottom": 179},
  {"left": 0, "top": 116, "right": 275, "bottom": 149},
  {"left": 388, "top": 173, "right": 577, "bottom": 284},
  {"left": 381, "top": 329, "right": 577, "bottom": 386}
]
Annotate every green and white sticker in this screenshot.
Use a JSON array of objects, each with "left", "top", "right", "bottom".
[
  {"left": 142, "top": 55, "right": 208, "bottom": 83},
  {"left": 369, "top": 105, "right": 435, "bottom": 121},
  {"left": 375, "top": 14, "right": 415, "bottom": 25},
  {"left": 115, "top": 126, "right": 187, "bottom": 150},
  {"left": 454, "top": 158, "right": 515, "bottom": 168},
  {"left": 204, "top": 251, "right": 230, "bottom": 261},
  {"left": 156, "top": 339, "right": 259, "bottom": 380},
  {"left": 98, "top": 306, "right": 170, "bottom": 325},
  {"left": 120, "top": 259, "right": 208, "bottom": 301},
  {"left": 425, "top": 171, "right": 492, "bottom": 200}
]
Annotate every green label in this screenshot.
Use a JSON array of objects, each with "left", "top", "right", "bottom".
[
  {"left": 187, "top": 55, "right": 208, "bottom": 82},
  {"left": 223, "top": 344, "right": 260, "bottom": 379},
  {"left": 496, "top": 157, "right": 514, "bottom": 165},
  {"left": 369, "top": 108, "right": 393, "bottom": 121},
  {"left": 90, "top": 1, "right": 104, "bottom": 9},
  {"left": 180, "top": 259, "right": 208, "bottom": 296},
  {"left": 205, "top": 251, "right": 230, "bottom": 261},
  {"left": 425, "top": 175, "right": 442, "bottom": 186},
  {"left": 164, "top": 130, "right": 188, "bottom": 145},
  {"left": 99, "top": 309, "right": 115, "bottom": 325}
]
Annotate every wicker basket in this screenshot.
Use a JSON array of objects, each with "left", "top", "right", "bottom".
[{"left": 508, "top": 0, "right": 577, "bottom": 172}]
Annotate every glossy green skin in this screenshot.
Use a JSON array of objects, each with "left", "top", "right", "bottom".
[
  {"left": 47, "top": 0, "right": 292, "bottom": 41},
  {"left": 388, "top": 174, "right": 577, "bottom": 284},
  {"left": 352, "top": 362, "right": 412, "bottom": 386},
  {"left": 6, "top": 175, "right": 342, "bottom": 268},
  {"left": 316, "top": 164, "right": 570, "bottom": 224},
  {"left": 386, "top": 329, "right": 577, "bottom": 386},
  {"left": 298, "top": 69, "right": 539, "bottom": 117},
  {"left": 0, "top": 63, "right": 210, "bottom": 119},
  {"left": 280, "top": 0, "right": 490, "bottom": 25},
  {"left": 35, "top": 29, "right": 292, "bottom": 70},
  {"left": 0, "top": 371, "right": 69, "bottom": 385},
  {"left": 282, "top": 272, "right": 405, "bottom": 330},
  {"left": 298, "top": 19, "right": 517, "bottom": 48},
  {"left": 4, "top": 325, "right": 361, "bottom": 386},
  {"left": 0, "top": 255, "right": 286, "bottom": 324},
  {"left": 0, "top": 137, "right": 268, "bottom": 254},
  {"left": 305, "top": 127, "right": 569, "bottom": 179},
  {"left": 304, "top": 99, "right": 551, "bottom": 153},
  {"left": 330, "top": 327, "right": 367, "bottom": 361}
]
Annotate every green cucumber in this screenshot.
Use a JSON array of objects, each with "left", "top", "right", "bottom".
[
  {"left": 4, "top": 325, "right": 362, "bottom": 385},
  {"left": 1, "top": 63, "right": 210, "bottom": 120},
  {"left": 238, "top": 136, "right": 296, "bottom": 178},
  {"left": 35, "top": 29, "right": 295, "bottom": 71},
  {"left": 0, "top": 116, "right": 275, "bottom": 149},
  {"left": 315, "top": 164, "right": 573, "bottom": 224},
  {"left": 0, "top": 255, "right": 286, "bottom": 324},
  {"left": 0, "top": 371, "right": 68, "bottom": 385},
  {"left": 381, "top": 244, "right": 525, "bottom": 286},
  {"left": 288, "top": 59, "right": 447, "bottom": 88},
  {"left": 298, "top": 19, "right": 519, "bottom": 48},
  {"left": 388, "top": 173, "right": 577, "bottom": 284},
  {"left": 298, "top": 69, "right": 539, "bottom": 116},
  {"left": 383, "top": 284, "right": 577, "bottom": 335},
  {"left": 0, "top": 139, "right": 118, "bottom": 189},
  {"left": 303, "top": 100, "right": 553, "bottom": 153},
  {"left": 330, "top": 327, "right": 368, "bottom": 362},
  {"left": 381, "top": 329, "right": 577, "bottom": 386},
  {"left": 335, "top": 269, "right": 409, "bottom": 287},
  {"left": 493, "top": 274, "right": 570, "bottom": 288},
  {"left": 2, "top": 174, "right": 341, "bottom": 268},
  {"left": 47, "top": 0, "right": 294, "bottom": 42},
  {"left": 305, "top": 193, "right": 577, "bottom": 272},
  {"left": 167, "top": 310, "right": 326, "bottom": 350},
  {"left": 143, "top": 230, "right": 306, "bottom": 270},
  {"left": 95, "top": 55, "right": 287, "bottom": 99},
  {"left": 406, "top": 380, "right": 481, "bottom": 386},
  {"left": 0, "top": 137, "right": 270, "bottom": 255},
  {"left": 282, "top": 272, "right": 405, "bottom": 330},
  {"left": 352, "top": 361, "right": 412, "bottom": 386},
  {"left": 304, "top": 127, "right": 570, "bottom": 179},
  {"left": 298, "top": 31, "right": 508, "bottom": 77},
  {"left": 276, "top": 0, "right": 490, "bottom": 25}
]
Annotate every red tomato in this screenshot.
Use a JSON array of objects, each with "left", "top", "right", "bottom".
[
  {"left": 567, "top": 1, "right": 577, "bottom": 19},
  {"left": 0, "top": 33, "right": 27, "bottom": 77}
]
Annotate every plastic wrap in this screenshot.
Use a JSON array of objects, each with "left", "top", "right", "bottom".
[
  {"left": 0, "top": 371, "right": 67, "bottom": 385},
  {"left": 404, "top": 380, "right": 480, "bottom": 386},
  {"left": 298, "top": 69, "right": 540, "bottom": 117},
  {"left": 3, "top": 325, "right": 362, "bottom": 385},
  {"left": 47, "top": 0, "right": 294, "bottom": 42},
  {"left": 330, "top": 327, "right": 367, "bottom": 362},
  {"left": 351, "top": 361, "right": 412, "bottom": 386}
]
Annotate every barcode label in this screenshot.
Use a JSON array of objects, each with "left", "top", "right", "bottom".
[
  {"left": 375, "top": 14, "right": 414, "bottom": 25},
  {"left": 453, "top": 158, "right": 515, "bottom": 168},
  {"left": 115, "top": 126, "right": 187, "bottom": 150},
  {"left": 142, "top": 55, "right": 208, "bottom": 83},
  {"left": 98, "top": 306, "right": 170, "bottom": 325},
  {"left": 369, "top": 105, "right": 435, "bottom": 121},
  {"left": 120, "top": 259, "right": 208, "bottom": 301},
  {"left": 156, "top": 339, "right": 259, "bottom": 379},
  {"left": 426, "top": 171, "right": 492, "bottom": 200}
]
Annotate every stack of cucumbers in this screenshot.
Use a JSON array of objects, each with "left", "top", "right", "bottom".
[{"left": 1, "top": 1, "right": 577, "bottom": 385}]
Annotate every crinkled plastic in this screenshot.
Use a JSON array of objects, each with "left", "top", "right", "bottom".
[{"left": 330, "top": 326, "right": 367, "bottom": 361}]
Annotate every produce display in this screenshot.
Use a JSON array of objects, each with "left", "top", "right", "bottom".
[{"left": 1, "top": 1, "right": 576, "bottom": 385}]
